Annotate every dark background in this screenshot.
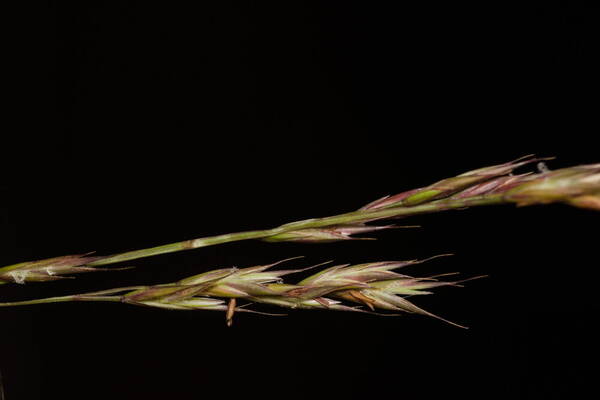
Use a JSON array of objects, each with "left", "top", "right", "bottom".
[{"left": 2, "top": 1, "right": 598, "bottom": 399}]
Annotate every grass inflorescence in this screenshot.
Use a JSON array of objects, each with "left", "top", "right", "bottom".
[{"left": 0, "top": 256, "right": 482, "bottom": 328}]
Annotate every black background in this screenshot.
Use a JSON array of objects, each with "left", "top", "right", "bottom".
[{"left": 2, "top": 1, "right": 598, "bottom": 399}]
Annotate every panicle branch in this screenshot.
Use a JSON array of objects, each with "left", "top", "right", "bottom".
[
  {"left": 1, "top": 156, "right": 597, "bottom": 284},
  {"left": 0, "top": 256, "right": 481, "bottom": 328}
]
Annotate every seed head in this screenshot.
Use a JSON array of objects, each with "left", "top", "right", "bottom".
[
  {"left": 362, "top": 155, "right": 548, "bottom": 209},
  {"left": 505, "top": 163, "right": 600, "bottom": 209},
  {"left": 177, "top": 257, "right": 307, "bottom": 297},
  {"left": 295, "top": 255, "right": 476, "bottom": 327},
  {"left": 0, "top": 253, "right": 116, "bottom": 284},
  {"left": 263, "top": 224, "right": 401, "bottom": 243}
]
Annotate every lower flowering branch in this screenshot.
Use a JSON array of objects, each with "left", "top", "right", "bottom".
[{"left": 0, "top": 257, "right": 482, "bottom": 328}]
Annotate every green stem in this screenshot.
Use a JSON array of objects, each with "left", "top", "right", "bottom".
[
  {"left": 0, "top": 295, "right": 121, "bottom": 307},
  {"left": 88, "top": 194, "right": 505, "bottom": 267}
]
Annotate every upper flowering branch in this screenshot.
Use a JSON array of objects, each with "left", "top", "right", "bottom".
[{"left": 1, "top": 156, "right": 597, "bottom": 283}]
